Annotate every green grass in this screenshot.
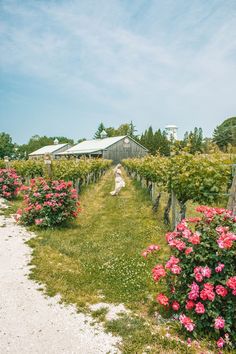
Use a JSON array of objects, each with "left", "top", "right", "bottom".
[
  {"left": 14, "top": 170, "right": 221, "bottom": 353},
  {"left": 1, "top": 195, "right": 23, "bottom": 217},
  {"left": 28, "top": 171, "right": 168, "bottom": 307},
  {"left": 104, "top": 313, "right": 195, "bottom": 354}
]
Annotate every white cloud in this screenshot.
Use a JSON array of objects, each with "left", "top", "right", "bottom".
[{"left": 0, "top": 0, "right": 236, "bottom": 138}]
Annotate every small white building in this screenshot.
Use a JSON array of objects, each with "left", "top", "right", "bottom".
[
  {"left": 165, "top": 125, "right": 178, "bottom": 141},
  {"left": 29, "top": 142, "right": 71, "bottom": 160}
]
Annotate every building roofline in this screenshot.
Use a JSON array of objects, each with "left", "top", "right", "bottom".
[{"left": 29, "top": 143, "right": 69, "bottom": 156}]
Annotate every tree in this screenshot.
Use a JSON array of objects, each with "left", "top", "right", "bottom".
[
  {"left": 128, "top": 121, "right": 138, "bottom": 138},
  {"left": 213, "top": 117, "right": 236, "bottom": 151},
  {"left": 77, "top": 138, "right": 86, "bottom": 143},
  {"left": 0, "top": 132, "right": 15, "bottom": 159},
  {"left": 182, "top": 127, "right": 204, "bottom": 154},
  {"left": 139, "top": 127, "right": 170, "bottom": 156},
  {"left": 105, "top": 127, "right": 116, "bottom": 137},
  {"left": 94, "top": 123, "right": 106, "bottom": 139},
  {"left": 17, "top": 135, "right": 74, "bottom": 159}
]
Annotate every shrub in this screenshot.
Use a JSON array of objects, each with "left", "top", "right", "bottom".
[
  {"left": 0, "top": 168, "right": 21, "bottom": 199},
  {"left": 17, "top": 178, "right": 80, "bottom": 227},
  {"left": 143, "top": 206, "right": 236, "bottom": 350}
]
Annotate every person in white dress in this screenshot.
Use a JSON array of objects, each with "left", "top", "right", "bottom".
[{"left": 110, "top": 164, "right": 125, "bottom": 196}]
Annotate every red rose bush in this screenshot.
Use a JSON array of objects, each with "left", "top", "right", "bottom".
[
  {"left": 16, "top": 178, "right": 80, "bottom": 227},
  {"left": 143, "top": 206, "right": 236, "bottom": 350},
  {"left": 0, "top": 168, "right": 21, "bottom": 199}
]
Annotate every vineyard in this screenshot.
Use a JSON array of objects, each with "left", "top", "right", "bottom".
[
  {"left": 1, "top": 154, "right": 236, "bottom": 352},
  {"left": 0, "top": 158, "right": 112, "bottom": 191},
  {"left": 123, "top": 153, "right": 235, "bottom": 226}
]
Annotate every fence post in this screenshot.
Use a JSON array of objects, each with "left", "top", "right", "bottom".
[
  {"left": 86, "top": 174, "right": 90, "bottom": 185},
  {"left": 4, "top": 156, "right": 10, "bottom": 169},
  {"left": 171, "top": 190, "right": 177, "bottom": 230},
  {"left": 151, "top": 183, "right": 156, "bottom": 202},
  {"left": 227, "top": 173, "right": 236, "bottom": 215},
  {"left": 75, "top": 178, "right": 80, "bottom": 196},
  {"left": 44, "top": 154, "right": 52, "bottom": 178}
]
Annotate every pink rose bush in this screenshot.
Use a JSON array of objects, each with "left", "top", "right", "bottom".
[
  {"left": 16, "top": 178, "right": 80, "bottom": 227},
  {"left": 0, "top": 169, "right": 21, "bottom": 199},
  {"left": 143, "top": 206, "right": 236, "bottom": 350}
]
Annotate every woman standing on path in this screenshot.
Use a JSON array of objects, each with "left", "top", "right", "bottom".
[{"left": 110, "top": 164, "right": 125, "bottom": 196}]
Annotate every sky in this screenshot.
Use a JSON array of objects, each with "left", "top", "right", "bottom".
[{"left": 0, "top": 0, "right": 236, "bottom": 144}]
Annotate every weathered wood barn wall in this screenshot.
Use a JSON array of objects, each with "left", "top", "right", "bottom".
[{"left": 102, "top": 137, "right": 147, "bottom": 164}]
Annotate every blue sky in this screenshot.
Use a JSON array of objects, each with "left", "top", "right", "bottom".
[{"left": 1, "top": 0, "right": 236, "bottom": 144}]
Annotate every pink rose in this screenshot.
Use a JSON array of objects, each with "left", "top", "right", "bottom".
[
  {"left": 189, "top": 233, "right": 201, "bottom": 245},
  {"left": 165, "top": 256, "right": 180, "bottom": 269},
  {"left": 179, "top": 314, "right": 195, "bottom": 332},
  {"left": 215, "top": 263, "right": 225, "bottom": 273},
  {"left": 185, "top": 300, "right": 195, "bottom": 310},
  {"left": 195, "top": 302, "right": 205, "bottom": 314},
  {"left": 152, "top": 264, "right": 166, "bottom": 282},
  {"left": 172, "top": 301, "right": 180, "bottom": 311},
  {"left": 201, "top": 266, "right": 211, "bottom": 278},
  {"left": 170, "top": 264, "right": 182, "bottom": 275},
  {"left": 188, "top": 282, "right": 199, "bottom": 301},
  {"left": 214, "top": 316, "right": 225, "bottom": 330},
  {"left": 215, "top": 285, "right": 228, "bottom": 297},
  {"left": 185, "top": 247, "right": 193, "bottom": 255},
  {"left": 156, "top": 293, "right": 169, "bottom": 306},
  {"left": 226, "top": 276, "right": 236, "bottom": 290},
  {"left": 35, "top": 218, "right": 43, "bottom": 225},
  {"left": 195, "top": 272, "right": 203, "bottom": 282},
  {"left": 217, "top": 337, "right": 225, "bottom": 348}
]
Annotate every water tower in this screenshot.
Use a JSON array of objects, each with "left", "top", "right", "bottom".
[{"left": 165, "top": 125, "right": 178, "bottom": 141}]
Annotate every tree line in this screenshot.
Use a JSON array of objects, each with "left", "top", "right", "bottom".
[{"left": 0, "top": 116, "right": 235, "bottom": 159}]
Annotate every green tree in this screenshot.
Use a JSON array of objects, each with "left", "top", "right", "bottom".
[
  {"left": 94, "top": 123, "right": 106, "bottom": 139},
  {"left": 127, "top": 121, "right": 138, "bottom": 138},
  {"left": 105, "top": 127, "right": 116, "bottom": 137},
  {"left": 114, "top": 123, "right": 130, "bottom": 136},
  {"left": 139, "top": 127, "right": 170, "bottom": 156},
  {"left": 140, "top": 126, "right": 154, "bottom": 153},
  {"left": 0, "top": 132, "right": 15, "bottom": 159},
  {"left": 182, "top": 127, "right": 203, "bottom": 154},
  {"left": 99, "top": 122, "right": 138, "bottom": 138},
  {"left": 17, "top": 135, "right": 74, "bottom": 159},
  {"left": 213, "top": 117, "right": 236, "bottom": 151},
  {"left": 77, "top": 138, "right": 86, "bottom": 143},
  {"left": 154, "top": 129, "right": 171, "bottom": 156}
]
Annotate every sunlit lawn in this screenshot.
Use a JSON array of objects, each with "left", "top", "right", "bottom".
[{"left": 5, "top": 171, "right": 223, "bottom": 353}]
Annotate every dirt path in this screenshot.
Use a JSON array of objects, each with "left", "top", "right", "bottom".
[{"left": 0, "top": 214, "right": 120, "bottom": 354}]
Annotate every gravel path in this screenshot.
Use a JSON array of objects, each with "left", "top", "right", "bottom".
[{"left": 0, "top": 214, "right": 120, "bottom": 354}]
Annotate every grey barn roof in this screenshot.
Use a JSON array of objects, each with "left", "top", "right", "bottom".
[
  {"left": 59, "top": 136, "right": 148, "bottom": 155},
  {"left": 29, "top": 144, "right": 68, "bottom": 156}
]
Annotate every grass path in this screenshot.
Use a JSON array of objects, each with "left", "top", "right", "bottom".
[
  {"left": 29, "top": 169, "right": 169, "bottom": 307},
  {"left": 27, "top": 170, "right": 196, "bottom": 353}
]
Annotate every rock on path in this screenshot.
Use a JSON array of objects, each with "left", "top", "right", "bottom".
[{"left": 0, "top": 215, "right": 120, "bottom": 354}]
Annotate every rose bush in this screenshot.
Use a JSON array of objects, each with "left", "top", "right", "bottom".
[
  {"left": 16, "top": 178, "right": 80, "bottom": 227},
  {"left": 0, "top": 168, "right": 21, "bottom": 199},
  {"left": 143, "top": 206, "right": 236, "bottom": 350}
]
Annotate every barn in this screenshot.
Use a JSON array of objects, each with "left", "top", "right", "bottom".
[
  {"left": 58, "top": 135, "right": 148, "bottom": 163},
  {"left": 29, "top": 142, "right": 71, "bottom": 160}
]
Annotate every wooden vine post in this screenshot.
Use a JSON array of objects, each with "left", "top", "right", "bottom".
[
  {"left": 44, "top": 154, "right": 52, "bottom": 178},
  {"left": 4, "top": 156, "right": 10, "bottom": 169},
  {"left": 75, "top": 178, "right": 80, "bottom": 197},
  {"left": 171, "top": 190, "right": 177, "bottom": 230},
  {"left": 227, "top": 171, "right": 236, "bottom": 215}
]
